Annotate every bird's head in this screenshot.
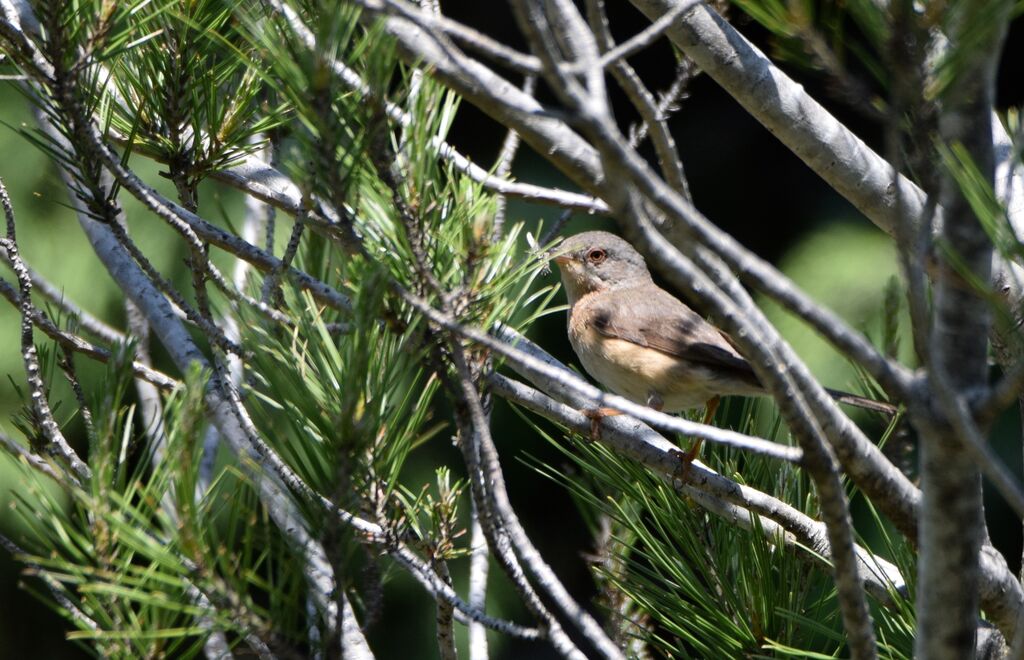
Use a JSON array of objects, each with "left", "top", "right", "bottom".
[{"left": 551, "top": 231, "right": 653, "bottom": 303}]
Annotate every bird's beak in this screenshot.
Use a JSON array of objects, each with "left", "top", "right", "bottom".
[
  {"left": 550, "top": 242, "right": 575, "bottom": 267},
  {"left": 546, "top": 239, "right": 576, "bottom": 273}
]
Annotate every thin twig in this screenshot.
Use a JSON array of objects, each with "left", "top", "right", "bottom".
[
  {"left": 0, "top": 429, "right": 63, "bottom": 482},
  {"left": 267, "top": 0, "right": 607, "bottom": 215},
  {"left": 492, "top": 75, "right": 536, "bottom": 241},
  {"left": 929, "top": 368, "right": 1024, "bottom": 518},
  {"left": 262, "top": 210, "right": 306, "bottom": 306},
  {"left": 629, "top": 58, "right": 698, "bottom": 148},
  {"left": 588, "top": 0, "right": 697, "bottom": 71},
  {"left": 0, "top": 248, "right": 123, "bottom": 344},
  {"left": 0, "top": 177, "right": 90, "bottom": 482},
  {"left": 467, "top": 502, "right": 489, "bottom": 660},
  {"left": 445, "top": 344, "right": 604, "bottom": 660},
  {"left": 627, "top": 0, "right": 926, "bottom": 236},
  {"left": 586, "top": 0, "right": 690, "bottom": 198},
  {"left": 103, "top": 215, "right": 244, "bottom": 356},
  {"left": 980, "top": 360, "right": 1024, "bottom": 423},
  {"left": 433, "top": 559, "right": 458, "bottom": 660},
  {"left": 0, "top": 534, "right": 99, "bottom": 632},
  {"left": 0, "top": 278, "right": 177, "bottom": 390},
  {"left": 383, "top": 0, "right": 542, "bottom": 75}
]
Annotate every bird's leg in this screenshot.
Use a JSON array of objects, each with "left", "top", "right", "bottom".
[
  {"left": 674, "top": 396, "right": 719, "bottom": 476},
  {"left": 581, "top": 407, "right": 622, "bottom": 441},
  {"left": 582, "top": 392, "right": 663, "bottom": 441}
]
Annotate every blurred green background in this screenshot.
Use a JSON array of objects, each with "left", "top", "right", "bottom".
[{"left": 1, "top": 4, "right": 1023, "bottom": 658}]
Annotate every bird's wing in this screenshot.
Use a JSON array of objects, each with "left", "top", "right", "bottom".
[{"left": 587, "top": 286, "right": 761, "bottom": 387}]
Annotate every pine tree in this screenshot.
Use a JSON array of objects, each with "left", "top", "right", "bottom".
[{"left": 0, "top": 1, "right": 1021, "bottom": 657}]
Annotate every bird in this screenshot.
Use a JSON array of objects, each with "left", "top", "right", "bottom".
[{"left": 551, "top": 230, "right": 895, "bottom": 461}]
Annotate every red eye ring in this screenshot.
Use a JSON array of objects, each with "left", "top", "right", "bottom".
[{"left": 587, "top": 248, "right": 607, "bottom": 264}]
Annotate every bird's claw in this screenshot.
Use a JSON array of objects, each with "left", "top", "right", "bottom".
[
  {"left": 672, "top": 439, "right": 703, "bottom": 482},
  {"left": 580, "top": 407, "right": 622, "bottom": 441}
]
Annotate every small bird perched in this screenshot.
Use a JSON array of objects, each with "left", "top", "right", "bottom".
[{"left": 552, "top": 230, "right": 893, "bottom": 455}]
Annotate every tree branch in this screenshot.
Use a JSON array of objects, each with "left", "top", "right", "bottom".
[
  {"left": 487, "top": 369, "right": 906, "bottom": 603},
  {"left": 915, "top": 4, "right": 1011, "bottom": 656}
]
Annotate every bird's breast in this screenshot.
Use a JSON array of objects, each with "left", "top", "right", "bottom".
[{"left": 567, "top": 295, "right": 717, "bottom": 412}]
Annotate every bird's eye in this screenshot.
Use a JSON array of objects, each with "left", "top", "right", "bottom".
[{"left": 587, "top": 248, "right": 607, "bottom": 264}]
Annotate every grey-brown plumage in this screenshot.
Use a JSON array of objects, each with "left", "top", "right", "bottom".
[{"left": 553, "top": 231, "right": 893, "bottom": 415}]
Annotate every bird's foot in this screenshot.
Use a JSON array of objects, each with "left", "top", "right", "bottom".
[
  {"left": 580, "top": 407, "right": 622, "bottom": 441},
  {"left": 671, "top": 396, "right": 715, "bottom": 480},
  {"left": 672, "top": 439, "right": 703, "bottom": 481}
]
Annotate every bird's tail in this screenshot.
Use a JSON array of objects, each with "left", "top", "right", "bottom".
[{"left": 824, "top": 388, "right": 898, "bottom": 416}]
